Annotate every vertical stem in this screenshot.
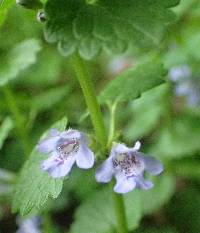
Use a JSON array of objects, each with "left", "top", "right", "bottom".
[
  {"left": 107, "top": 101, "right": 118, "bottom": 148},
  {"left": 71, "top": 54, "right": 128, "bottom": 233},
  {"left": 71, "top": 54, "right": 107, "bottom": 148},
  {"left": 3, "top": 85, "right": 30, "bottom": 156},
  {"left": 112, "top": 191, "right": 128, "bottom": 233}
]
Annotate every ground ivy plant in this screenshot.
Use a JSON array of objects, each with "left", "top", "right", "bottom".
[{"left": 1, "top": 0, "right": 184, "bottom": 232}]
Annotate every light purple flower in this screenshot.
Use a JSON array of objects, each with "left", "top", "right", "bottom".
[
  {"left": 95, "top": 141, "right": 163, "bottom": 194},
  {"left": 169, "top": 65, "right": 191, "bottom": 82},
  {"left": 16, "top": 216, "right": 41, "bottom": 233},
  {"left": 37, "top": 129, "right": 94, "bottom": 178}
]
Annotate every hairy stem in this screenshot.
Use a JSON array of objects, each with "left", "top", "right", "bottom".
[
  {"left": 72, "top": 54, "right": 128, "bottom": 233},
  {"left": 3, "top": 85, "right": 30, "bottom": 156},
  {"left": 71, "top": 54, "right": 107, "bottom": 148}
]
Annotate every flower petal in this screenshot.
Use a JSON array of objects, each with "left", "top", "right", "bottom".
[
  {"left": 132, "top": 141, "right": 141, "bottom": 151},
  {"left": 49, "top": 128, "right": 60, "bottom": 137},
  {"left": 37, "top": 136, "right": 60, "bottom": 154},
  {"left": 75, "top": 144, "right": 94, "bottom": 169},
  {"left": 110, "top": 143, "right": 129, "bottom": 159},
  {"left": 114, "top": 173, "right": 136, "bottom": 193},
  {"left": 41, "top": 154, "right": 75, "bottom": 178},
  {"left": 95, "top": 158, "right": 114, "bottom": 183},
  {"left": 60, "top": 129, "right": 82, "bottom": 140},
  {"left": 142, "top": 155, "right": 163, "bottom": 175},
  {"left": 135, "top": 176, "right": 154, "bottom": 190}
]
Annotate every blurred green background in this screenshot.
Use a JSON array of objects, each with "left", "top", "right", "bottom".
[{"left": 0, "top": 0, "right": 200, "bottom": 232}]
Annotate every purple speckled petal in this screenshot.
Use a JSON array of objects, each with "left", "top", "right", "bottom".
[
  {"left": 76, "top": 144, "right": 94, "bottom": 169},
  {"left": 37, "top": 136, "right": 60, "bottom": 154},
  {"left": 41, "top": 154, "right": 75, "bottom": 178},
  {"left": 114, "top": 173, "right": 136, "bottom": 193},
  {"left": 135, "top": 175, "right": 154, "bottom": 190},
  {"left": 95, "top": 158, "right": 114, "bottom": 183}
]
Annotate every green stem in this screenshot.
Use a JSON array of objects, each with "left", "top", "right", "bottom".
[
  {"left": 112, "top": 190, "right": 128, "bottom": 233},
  {"left": 107, "top": 101, "right": 118, "bottom": 148},
  {"left": 3, "top": 85, "right": 30, "bottom": 156},
  {"left": 71, "top": 54, "right": 107, "bottom": 148},
  {"left": 71, "top": 54, "right": 128, "bottom": 233}
]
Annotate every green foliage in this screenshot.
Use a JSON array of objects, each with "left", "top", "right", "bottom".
[
  {"left": 44, "top": 0, "right": 179, "bottom": 59},
  {"left": 16, "top": 0, "right": 43, "bottom": 10},
  {"left": 168, "top": 187, "right": 200, "bottom": 233},
  {"left": 1, "top": 0, "right": 200, "bottom": 231},
  {"left": 70, "top": 187, "right": 141, "bottom": 233},
  {"left": 141, "top": 175, "right": 175, "bottom": 215},
  {"left": 12, "top": 117, "right": 67, "bottom": 216},
  {"left": 170, "top": 159, "right": 200, "bottom": 179},
  {"left": 135, "top": 227, "right": 178, "bottom": 233},
  {"left": 0, "top": 0, "right": 14, "bottom": 27},
  {"left": 0, "top": 39, "right": 41, "bottom": 86},
  {"left": 31, "top": 86, "right": 68, "bottom": 114},
  {"left": 100, "top": 60, "right": 166, "bottom": 103},
  {"left": 65, "top": 168, "right": 98, "bottom": 200},
  {"left": 17, "top": 49, "right": 64, "bottom": 87},
  {"left": 124, "top": 84, "right": 168, "bottom": 140},
  {"left": 0, "top": 168, "right": 15, "bottom": 183},
  {"left": 151, "top": 113, "right": 200, "bottom": 159},
  {"left": 0, "top": 117, "right": 13, "bottom": 149}
]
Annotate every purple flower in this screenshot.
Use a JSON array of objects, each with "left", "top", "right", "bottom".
[
  {"left": 169, "top": 65, "right": 200, "bottom": 107},
  {"left": 95, "top": 141, "right": 163, "bottom": 194},
  {"left": 16, "top": 216, "right": 41, "bottom": 233},
  {"left": 169, "top": 65, "right": 191, "bottom": 82},
  {"left": 37, "top": 129, "right": 94, "bottom": 178}
]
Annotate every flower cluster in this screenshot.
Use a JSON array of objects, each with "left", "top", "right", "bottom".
[
  {"left": 169, "top": 65, "right": 200, "bottom": 106},
  {"left": 38, "top": 129, "right": 163, "bottom": 193}
]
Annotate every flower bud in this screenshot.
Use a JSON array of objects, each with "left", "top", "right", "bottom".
[{"left": 37, "top": 10, "right": 46, "bottom": 22}]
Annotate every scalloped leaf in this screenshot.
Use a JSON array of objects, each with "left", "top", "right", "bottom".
[
  {"left": 44, "top": 0, "right": 179, "bottom": 59},
  {"left": 12, "top": 117, "right": 67, "bottom": 216},
  {"left": 0, "top": 39, "right": 41, "bottom": 86},
  {"left": 99, "top": 60, "right": 166, "bottom": 103}
]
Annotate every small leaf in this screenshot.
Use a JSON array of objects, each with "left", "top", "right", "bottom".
[
  {"left": 0, "top": 39, "right": 41, "bottom": 86},
  {"left": 99, "top": 60, "right": 166, "bottom": 103},
  {"left": 12, "top": 117, "right": 67, "bottom": 216}
]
